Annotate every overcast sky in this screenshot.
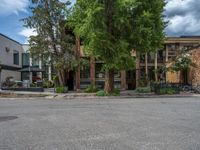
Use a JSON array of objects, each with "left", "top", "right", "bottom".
[
  {"left": 0, "top": 0, "right": 199, "bottom": 44},
  {"left": 165, "top": 0, "right": 200, "bottom": 36}
]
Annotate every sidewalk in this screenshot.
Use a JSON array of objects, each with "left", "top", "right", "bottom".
[{"left": 0, "top": 89, "right": 199, "bottom": 99}]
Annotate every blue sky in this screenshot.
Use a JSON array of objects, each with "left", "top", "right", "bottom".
[{"left": 0, "top": 0, "right": 200, "bottom": 44}]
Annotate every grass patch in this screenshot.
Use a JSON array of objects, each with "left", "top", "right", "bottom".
[{"left": 84, "top": 85, "right": 99, "bottom": 93}]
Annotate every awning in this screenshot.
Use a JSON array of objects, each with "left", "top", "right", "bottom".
[{"left": 19, "top": 66, "right": 45, "bottom": 72}]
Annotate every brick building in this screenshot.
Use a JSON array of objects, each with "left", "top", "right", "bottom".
[{"left": 74, "top": 36, "right": 200, "bottom": 90}]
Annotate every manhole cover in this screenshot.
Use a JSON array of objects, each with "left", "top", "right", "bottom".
[{"left": 0, "top": 116, "right": 18, "bottom": 122}]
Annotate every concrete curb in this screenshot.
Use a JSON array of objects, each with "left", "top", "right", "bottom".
[{"left": 0, "top": 90, "right": 199, "bottom": 100}]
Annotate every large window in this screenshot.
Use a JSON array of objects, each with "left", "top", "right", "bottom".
[
  {"left": 13, "top": 50, "right": 19, "bottom": 65},
  {"left": 32, "top": 56, "right": 39, "bottom": 66},
  {"left": 22, "top": 53, "right": 30, "bottom": 67}
]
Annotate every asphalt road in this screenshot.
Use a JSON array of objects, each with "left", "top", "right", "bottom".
[{"left": 0, "top": 97, "right": 200, "bottom": 150}]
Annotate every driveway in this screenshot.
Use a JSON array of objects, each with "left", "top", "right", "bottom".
[{"left": 0, "top": 97, "right": 200, "bottom": 150}]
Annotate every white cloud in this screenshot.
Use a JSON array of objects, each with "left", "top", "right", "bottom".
[
  {"left": 0, "top": 0, "right": 29, "bottom": 16},
  {"left": 18, "top": 28, "right": 37, "bottom": 44}
]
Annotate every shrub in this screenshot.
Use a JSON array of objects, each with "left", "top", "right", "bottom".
[
  {"left": 30, "top": 83, "right": 37, "bottom": 87},
  {"left": 53, "top": 75, "right": 59, "bottom": 87},
  {"left": 139, "top": 77, "right": 148, "bottom": 87},
  {"left": 112, "top": 88, "right": 120, "bottom": 96},
  {"left": 96, "top": 90, "right": 109, "bottom": 96},
  {"left": 55, "top": 86, "right": 68, "bottom": 93},
  {"left": 166, "top": 87, "right": 178, "bottom": 95},
  {"left": 96, "top": 89, "right": 121, "bottom": 96},
  {"left": 43, "top": 80, "right": 54, "bottom": 88},
  {"left": 159, "top": 89, "right": 166, "bottom": 95},
  {"left": 84, "top": 85, "right": 98, "bottom": 93},
  {"left": 136, "top": 87, "right": 151, "bottom": 93}
]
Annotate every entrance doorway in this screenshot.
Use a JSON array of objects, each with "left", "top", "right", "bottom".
[
  {"left": 181, "top": 69, "right": 189, "bottom": 84},
  {"left": 126, "top": 70, "right": 136, "bottom": 90},
  {"left": 67, "top": 71, "right": 74, "bottom": 91}
]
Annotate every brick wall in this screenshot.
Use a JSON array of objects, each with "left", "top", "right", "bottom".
[{"left": 190, "top": 48, "right": 200, "bottom": 86}]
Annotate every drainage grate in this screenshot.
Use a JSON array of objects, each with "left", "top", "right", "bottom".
[{"left": 0, "top": 116, "right": 18, "bottom": 122}]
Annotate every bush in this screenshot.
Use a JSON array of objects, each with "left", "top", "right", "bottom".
[
  {"left": 113, "top": 88, "right": 120, "bottom": 96},
  {"left": 30, "top": 83, "right": 37, "bottom": 87},
  {"left": 96, "top": 89, "right": 121, "bottom": 96},
  {"left": 43, "top": 80, "right": 54, "bottom": 88},
  {"left": 96, "top": 90, "right": 109, "bottom": 96},
  {"left": 84, "top": 85, "right": 98, "bottom": 93},
  {"left": 153, "top": 83, "right": 180, "bottom": 95},
  {"left": 159, "top": 89, "right": 166, "bottom": 95},
  {"left": 53, "top": 75, "right": 59, "bottom": 87},
  {"left": 139, "top": 78, "right": 148, "bottom": 87},
  {"left": 136, "top": 87, "right": 151, "bottom": 93},
  {"left": 166, "top": 87, "right": 177, "bottom": 95},
  {"left": 55, "top": 86, "right": 68, "bottom": 93}
]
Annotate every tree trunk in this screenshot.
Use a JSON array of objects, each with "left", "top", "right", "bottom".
[
  {"left": 145, "top": 52, "right": 148, "bottom": 80},
  {"left": 105, "top": 69, "right": 114, "bottom": 93},
  {"left": 154, "top": 51, "right": 158, "bottom": 82},
  {"left": 58, "top": 70, "right": 65, "bottom": 86}
]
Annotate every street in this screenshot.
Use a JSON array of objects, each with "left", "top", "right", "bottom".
[{"left": 0, "top": 97, "right": 200, "bottom": 150}]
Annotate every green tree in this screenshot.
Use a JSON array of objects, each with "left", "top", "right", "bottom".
[
  {"left": 71, "top": 0, "right": 165, "bottom": 93},
  {"left": 22, "top": 0, "right": 76, "bottom": 86},
  {"left": 130, "top": 0, "right": 166, "bottom": 81},
  {"left": 171, "top": 52, "right": 196, "bottom": 84}
]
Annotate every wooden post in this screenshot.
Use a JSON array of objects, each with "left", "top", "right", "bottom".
[
  {"left": 154, "top": 51, "right": 158, "bottom": 82},
  {"left": 121, "top": 70, "right": 126, "bottom": 90},
  {"left": 145, "top": 52, "right": 148, "bottom": 78},
  {"left": 90, "top": 57, "right": 95, "bottom": 86},
  {"left": 166, "top": 45, "right": 168, "bottom": 63},
  {"left": 136, "top": 52, "right": 140, "bottom": 88},
  {"left": 75, "top": 37, "right": 81, "bottom": 90}
]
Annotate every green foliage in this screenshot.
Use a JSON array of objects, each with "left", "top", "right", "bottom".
[
  {"left": 53, "top": 75, "right": 59, "bottom": 87},
  {"left": 130, "top": 0, "right": 166, "bottom": 53},
  {"left": 71, "top": 0, "right": 165, "bottom": 93},
  {"left": 96, "top": 88, "right": 120, "bottom": 96},
  {"left": 30, "top": 83, "right": 37, "bottom": 88},
  {"left": 112, "top": 88, "right": 120, "bottom": 96},
  {"left": 84, "top": 85, "right": 99, "bottom": 93},
  {"left": 55, "top": 86, "right": 68, "bottom": 93},
  {"left": 136, "top": 87, "right": 151, "bottom": 93},
  {"left": 96, "top": 90, "right": 109, "bottom": 97},
  {"left": 71, "top": 0, "right": 140, "bottom": 71},
  {"left": 171, "top": 53, "right": 196, "bottom": 71},
  {"left": 22, "top": 0, "right": 78, "bottom": 86},
  {"left": 43, "top": 80, "right": 54, "bottom": 88},
  {"left": 139, "top": 77, "right": 148, "bottom": 87},
  {"left": 159, "top": 88, "right": 166, "bottom": 95},
  {"left": 153, "top": 84, "right": 180, "bottom": 95},
  {"left": 166, "top": 88, "right": 176, "bottom": 95}
]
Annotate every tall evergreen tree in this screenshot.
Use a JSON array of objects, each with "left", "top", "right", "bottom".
[
  {"left": 23, "top": 0, "right": 76, "bottom": 86},
  {"left": 71, "top": 0, "right": 165, "bottom": 93}
]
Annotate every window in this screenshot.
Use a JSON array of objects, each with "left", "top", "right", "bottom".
[
  {"left": 32, "top": 56, "right": 39, "bottom": 66},
  {"left": 13, "top": 50, "right": 19, "bottom": 65},
  {"left": 22, "top": 53, "right": 30, "bottom": 67},
  {"left": 95, "top": 63, "right": 105, "bottom": 78}
]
